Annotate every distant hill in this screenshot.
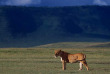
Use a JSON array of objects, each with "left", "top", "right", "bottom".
[
  {"left": 35, "top": 42, "right": 110, "bottom": 48},
  {"left": 0, "top": 6, "right": 110, "bottom": 48}
]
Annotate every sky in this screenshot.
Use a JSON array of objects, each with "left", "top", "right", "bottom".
[
  {"left": 0, "top": 0, "right": 110, "bottom": 6},
  {"left": 0, "top": 0, "right": 41, "bottom": 6},
  {"left": 93, "top": 0, "right": 108, "bottom": 5}
]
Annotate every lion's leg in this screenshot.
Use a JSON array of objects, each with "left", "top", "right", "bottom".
[
  {"left": 64, "top": 62, "right": 66, "bottom": 70},
  {"left": 62, "top": 61, "right": 66, "bottom": 70},
  {"left": 79, "top": 62, "right": 83, "bottom": 71},
  {"left": 81, "top": 61, "right": 89, "bottom": 71}
]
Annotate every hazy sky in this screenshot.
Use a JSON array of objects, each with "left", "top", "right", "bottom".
[
  {"left": 0, "top": 0, "right": 41, "bottom": 6},
  {"left": 0, "top": 0, "right": 109, "bottom": 6},
  {"left": 93, "top": 0, "right": 108, "bottom": 5}
]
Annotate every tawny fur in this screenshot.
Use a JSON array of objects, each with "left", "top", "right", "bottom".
[{"left": 54, "top": 50, "right": 89, "bottom": 71}]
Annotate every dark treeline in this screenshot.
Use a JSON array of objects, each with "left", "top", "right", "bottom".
[{"left": 0, "top": 6, "right": 110, "bottom": 47}]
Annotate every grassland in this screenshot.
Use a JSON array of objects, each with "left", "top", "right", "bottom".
[{"left": 0, "top": 42, "right": 110, "bottom": 74}]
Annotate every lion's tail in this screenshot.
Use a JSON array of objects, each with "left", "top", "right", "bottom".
[{"left": 84, "top": 54, "right": 86, "bottom": 59}]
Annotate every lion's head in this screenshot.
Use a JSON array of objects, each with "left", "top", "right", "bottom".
[{"left": 54, "top": 50, "right": 63, "bottom": 58}]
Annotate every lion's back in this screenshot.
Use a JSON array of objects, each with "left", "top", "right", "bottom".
[
  {"left": 68, "top": 53, "right": 86, "bottom": 61},
  {"left": 75, "top": 53, "right": 86, "bottom": 60}
]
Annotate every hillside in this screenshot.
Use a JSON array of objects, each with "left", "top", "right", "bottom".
[
  {"left": 0, "top": 6, "right": 110, "bottom": 47},
  {"left": 36, "top": 42, "right": 110, "bottom": 48}
]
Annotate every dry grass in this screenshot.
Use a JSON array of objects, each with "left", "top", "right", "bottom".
[{"left": 0, "top": 47, "right": 110, "bottom": 74}]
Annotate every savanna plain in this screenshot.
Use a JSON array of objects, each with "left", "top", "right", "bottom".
[{"left": 0, "top": 42, "right": 110, "bottom": 74}]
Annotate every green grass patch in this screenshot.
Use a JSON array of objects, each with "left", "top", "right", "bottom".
[{"left": 0, "top": 48, "right": 110, "bottom": 74}]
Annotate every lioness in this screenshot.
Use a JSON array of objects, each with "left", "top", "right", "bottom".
[{"left": 54, "top": 50, "right": 89, "bottom": 71}]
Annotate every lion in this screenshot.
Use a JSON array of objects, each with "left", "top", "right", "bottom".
[{"left": 54, "top": 50, "right": 89, "bottom": 71}]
